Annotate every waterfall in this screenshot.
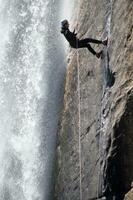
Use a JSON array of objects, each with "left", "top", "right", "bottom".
[{"left": 0, "top": 0, "right": 71, "bottom": 199}]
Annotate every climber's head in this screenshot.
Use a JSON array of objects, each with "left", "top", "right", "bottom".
[{"left": 61, "top": 19, "right": 69, "bottom": 29}]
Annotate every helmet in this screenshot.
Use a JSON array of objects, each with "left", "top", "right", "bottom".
[{"left": 61, "top": 19, "right": 69, "bottom": 28}]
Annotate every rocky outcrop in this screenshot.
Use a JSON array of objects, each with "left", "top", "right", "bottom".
[{"left": 55, "top": 0, "right": 133, "bottom": 200}]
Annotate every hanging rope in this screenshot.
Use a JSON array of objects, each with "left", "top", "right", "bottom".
[
  {"left": 76, "top": 38, "right": 82, "bottom": 200},
  {"left": 75, "top": 1, "right": 82, "bottom": 198}
]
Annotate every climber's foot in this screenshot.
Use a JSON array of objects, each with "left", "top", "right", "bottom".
[
  {"left": 102, "top": 37, "right": 108, "bottom": 46},
  {"left": 96, "top": 50, "right": 102, "bottom": 59}
]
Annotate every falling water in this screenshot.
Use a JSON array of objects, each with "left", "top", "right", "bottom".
[{"left": 0, "top": 0, "right": 73, "bottom": 200}]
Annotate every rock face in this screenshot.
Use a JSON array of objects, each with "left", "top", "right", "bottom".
[
  {"left": 124, "top": 189, "right": 133, "bottom": 200},
  {"left": 55, "top": 0, "right": 133, "bottom": 200}
]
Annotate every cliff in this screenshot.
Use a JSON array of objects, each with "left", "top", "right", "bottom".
[{"left": 55, "top": 0, "right": 133, "bottom": 200}]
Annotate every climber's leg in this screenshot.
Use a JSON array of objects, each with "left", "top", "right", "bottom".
[
  {"left": 77, "top": 40, "right": 103, "bottom": 58},
  {"left": 82, "top": 38, "right": 103, "bottom": 44},
  {"left": 79, "top": 38, "right": 108, "bottom": 46},
  {"left": 86, "top": 43, "right": 97, "bottom": 55},
  {"left": 87, "top": 44, "right": 102, "bottom": 58}
]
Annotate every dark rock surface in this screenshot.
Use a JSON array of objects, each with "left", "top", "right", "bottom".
[{"left": 55, "top": 0, "right": 133, "bottom": 199}]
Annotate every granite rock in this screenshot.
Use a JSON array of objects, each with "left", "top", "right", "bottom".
[{"left": 55, "top": 0, "right": 133, "bottom": 199}]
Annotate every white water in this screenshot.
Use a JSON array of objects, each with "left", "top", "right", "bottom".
[{"left": 0, "top": 0, "right": 72, "bottom": 200}]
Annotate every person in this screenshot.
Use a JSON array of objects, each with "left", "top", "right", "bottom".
[{"left": 61, "top": 19, "right": 108, "bottom": 59}]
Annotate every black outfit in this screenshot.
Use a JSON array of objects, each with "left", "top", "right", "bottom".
[{"left": 61, "top": 28, "right": 103, "bottom": 56}]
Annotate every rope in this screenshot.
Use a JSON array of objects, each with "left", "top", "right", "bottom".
[
  {"left": 77, "top": 38, "right": 82, "bottom": 200},
  {"left": 75, "top": 1, "right": 82, "bottom": 199}
]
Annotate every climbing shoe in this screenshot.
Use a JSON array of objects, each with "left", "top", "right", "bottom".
[{"left": 102, "top": 37, "right": 108, "bottom": 46}]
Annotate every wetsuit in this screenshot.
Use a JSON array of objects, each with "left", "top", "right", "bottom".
[{"left": 61, "top": 28, "right": 103, "bottom": 56}]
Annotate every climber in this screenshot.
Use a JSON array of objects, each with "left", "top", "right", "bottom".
[{"left": 61, "top": 19, "right": 108, "bottom": 59}]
